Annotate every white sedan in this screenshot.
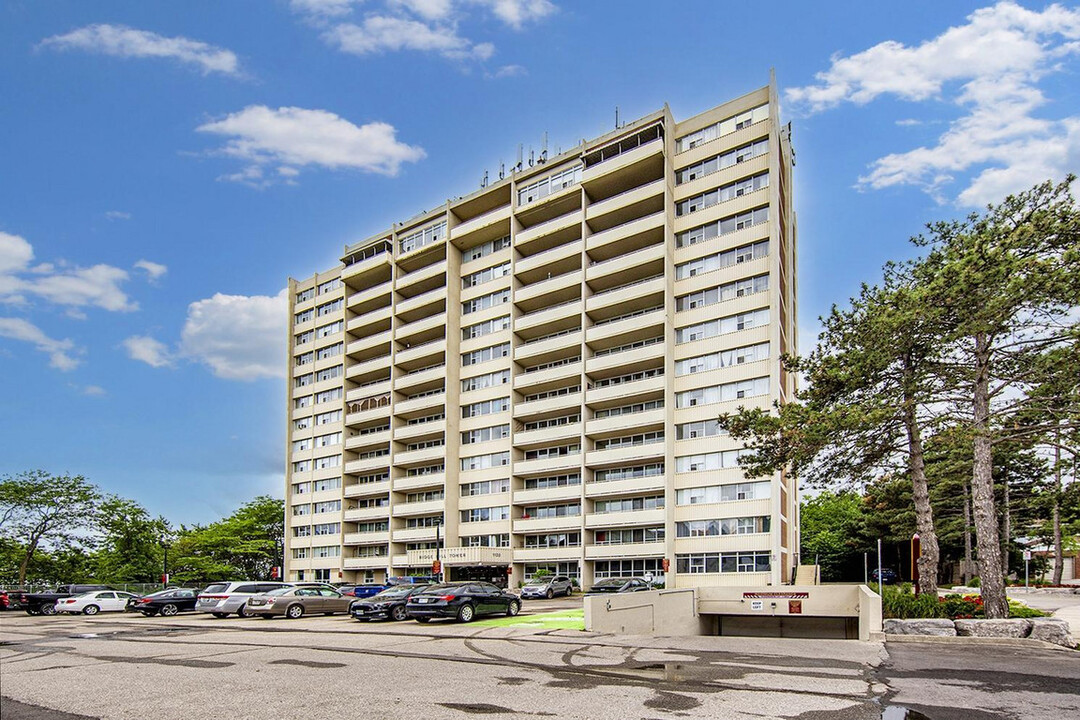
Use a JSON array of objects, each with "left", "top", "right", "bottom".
[{"left": 55, "top": 591, "right": 138, "bottom": 615}]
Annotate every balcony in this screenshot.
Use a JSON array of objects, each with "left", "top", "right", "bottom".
[
  {"left": 392, "top": 526, "right": 440, "bottom": 543},
  {"left": 394, "top": 363, "right": 446, "bottom": 394},
  {"left": 394, "top": 472, "right": 446, "bottom": 493},
  {"left": 394, "top": 418, "right": 446, "bottom": 444},
  {"left": 395, "top": 313, "right": 445, "bottom": 348},
  {"left": 344, "top": 480, "right": 391, "bottom": 498},
  {"left": 586, "top": 275, "right": 665, "bottom": 316},
  {"left": 586, "top": 308, "right": 665, "bottom": 347},
  {"left": 586, "top": 373, "right": 665, "bottom": 406},
  {"left": 343, "top": 531, "right": 390, "bottom": 545},
  {"left": 515, "top": 300, "right": 581, "bottom": 337},
  {"left": 347, "top": 305, "right": 392, "bottom": 332},
  {"left": 395, "top": 338, "right": 446, "bottom": 369},
  {"left": 344, "top": 454, "right": 391, "bottom": 475},
  {"left": 451, "top": 203, "right": 512, "bottom": 244},
  {"left": 585, "top": 241, "right": 665, "bottom": 291},
  {"left": 344, "top": 404, "right": 391, "bottom": 428},
  {"left": 514, "top": 390, "right": 582, "bottom": 421},
  {"left": 341, "top": 249, "right": 392, "bottom": 284},
  {"left": 582, "top": 129, "right": 664, "bottom": 190},
  {"left": 346, "top": 330, "right": 392, "bottom": 361},
  {"left": 584, "top": 508, "right": 665, "bottom": 529},
  {"left": 346, "top": 354, "right": 391, "bottom": 382},
  {"left": 586, "top": 443, "right": 665, "bottom": 468},
  {"left": 347, "top": 280, "right": 392, "bottom": 314},
  {"left": 343, "top": 556, "right": 390, "bottom": 570},
  {"left": 396, "top": 286, "right": 446, "bottom": 323},
  {"left": 515, "top": 239, "right": 583, "bottom": 283},
  {"left": 674, "top": 153, "right": 768, "bottom": 206},
  {"left": 394, "top": 391, "right": 446, "bottom": 417},
  {"left": 344, "top": 428, "right": 392, "bottom": 451},
  {"left": 395, "top": 259, "right": 447, "bottom": 298},
  {"left": 586, "top": 178, "right": 665, "bottom": 233},
  {"left": 674, "top": 498, "right": 771, "bottom": 522},
  {"left": 585, "top": 211, "right": 665, "bottom": 261},
  {"left": 512, "top": 546, "right": 582, "bottom": 563},
  {"left": 514, "top": 453, "right": 582, "bottom": 476},
  {"left": 515, "top": 187, "right": 582, "bottom": 233},
  {"left": 393, "top": 499, "right": 446, "bottom": 518},
  {"left": 344, "top": 506, "right": 390, "bottom": 523},
  {"left": 586, "top": 340, "right": 664, "bottom": 377},
  {"left": 585, "top": 407, "right": 665, "bottom": 437},
  {"left": 514, "top": 269, "right": 582, "bottom": 307},
  {"left": 514, "top": 360, "right": 581, "bottom": 393},
  {"left": 513, "top": 484, "right": 582, "bottom": 506},
  {"left": 514, "top": 421, "right": 581, "bottom": 448},
  {"left": 585, "top": 541, "right": 665, "bottom": 560},
  {"left": 513, "top": 515, "right": 582, "bottom": 534},
  {"left": 585, "top": 475, "right": 665, "bottom": 498},
  {"left": 673, "top": 533, "right": 772, "bottom": 554},
  {"left": 394, "top": 444, "right": 447, "bottom": 467},
  {"left": 514, "top": 329, "right": 582, "bottom": 365}
]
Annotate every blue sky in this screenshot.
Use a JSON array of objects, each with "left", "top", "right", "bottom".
[{"left": 2, "top": 1, "right": 1078, "bottom": 525}]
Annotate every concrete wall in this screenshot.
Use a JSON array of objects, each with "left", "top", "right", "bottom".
[{"left": 585, "top": 584, "right": 883, "bottom": 641}]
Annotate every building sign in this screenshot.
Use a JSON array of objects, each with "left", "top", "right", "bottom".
[
  {"left": 407, "top": 546, "right": 510, "bottom": 567},
  {"left": 742, "top": 592, "right": 809, "bottom": 600},
  {"left": 750, "top": 600, "right": 764, "bottom": 611},
  {"left": 788, "top": 600, "right": 803, "bottom": 614}
]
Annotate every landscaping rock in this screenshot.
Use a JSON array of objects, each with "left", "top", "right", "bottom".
[
  {"left": 954, "top": 619, "right": 1032, "bottom": 638},
  {"left": 1028, "top": 619, "right": 1077, "bottom": 648},
  {"left": 884, "top": 619, "right": 956, "bottom": 636}
]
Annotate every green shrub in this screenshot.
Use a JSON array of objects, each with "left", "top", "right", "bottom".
[
  {"left": 1007, "top": 601, "right": 1048, "bottom": 618},
  {"left": 881, "top": 586, "right": 946, "bottom": 619},
  {"left": 969, "top": 576, "right": 981, "bottom": 587}
]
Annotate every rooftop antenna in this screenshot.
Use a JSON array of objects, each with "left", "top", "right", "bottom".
[
  {"left": 528, "top": 146, "right": 535, "bottom": 167},
  {"left": 499, "top": 161, "right": 505, "bottom": 180},
  {"left": 541, "top": 132, "right": 548, "bottom": 164},
  {"left": 481, "top": 170, "right": 489, "bottom": 188},
  {"left": 516, "top": 144, "right": 523, "bottom": 173},
  {"left": 615, "top": 106, "right": 620, "bottom": 129}
]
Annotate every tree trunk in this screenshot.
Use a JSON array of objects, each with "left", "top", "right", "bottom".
[
  {"left": 963, "top": 481, "right": 973, "bottom": 585},
  {"left": 971, "top": 332, "right": 1008, "bottom": 618},
  {"left": 901, "top": 368, "right": 939, "bottom": 595},
  {"left": 1052, "top": 439, "right": 1063, "bottom": 585},
  {"left": 1001, "top": 476, "right": 1010, "bottom": 579}
]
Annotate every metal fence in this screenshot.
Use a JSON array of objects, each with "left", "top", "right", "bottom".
[{"left": 1, "top": 583, "right": 205, "bottom": 594}]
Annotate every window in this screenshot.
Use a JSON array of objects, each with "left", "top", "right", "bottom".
[
  {"left": 358, "top": 521, "right": 390, "bottom": 532},
  {"left": 593, "top": 400, "right": 663, "bottom": 420},
  {"left": 292, "top": 525, "right": 311, "bottom": 537},
  {"left": 675, "top": 551, "right": 771, "bottom": 574},
  {"left": 316, "top": 365, "right": 343, "bottom": 382},
  {"left": 676, "top": 275, "right": 769, "bottom": 312},
  {"left": 314, "top": 454, "right": 341, "bottom": 469},
  {"left": 463, "top": 235, "right": 511, "bottom": 263},
  {"left": 313, "top": 500, "right": 341, "bottom": 514},
  {"left": 315, "top": 409, "right": 342, "bottom": 425},
  {"left": 594, "top": 527, "right": 664, "bottom": 545},
  {"left": 595, "top": 432, "right": 664, "bottom": 451},
  {"left": 295, "top": 309, "right": 313, "bottom": 324},
  {"left": 523, "top": 385, "right": 580, "bottom": 402},
  {"left": 292, "top": 504, "right": 311, "bottom": 516},
  {"left": 460, "top": 451, "right": 510, "bottom": 471},
  {"left": 676, "top": 343, "right": 770, "bottom": 375},
  {"left": 593, "top": 496, "right": 665, "bottom": 514},
  {"left": 676, "top": 172, "right": 770, "bottom": 216},
  {"left": 295, "top": 330, "right": 314, "bottom": 346},
  {"left": 295, "top": 373, "right": 313, "bottom": 389},
  {"left": 523, "top": 473, "right": 580, "bottom": 490},
  {"left": 522, "top": 503, "right": 580, "bottom": 519},
  {"left": 292, "top": 438, "right": 311, "bottom": 452},
  {"left": 292, "top": 460, "right": 311, "bottom": 473},
  {"left": 405, "top": 438, "right": 445, "bottom": 451},
  {"left": 461, "top": 424, "right": 510, "bottom": 445},
  {"left": 675, "top": 206, "right": 769, "bottom": 248},
  {"left": 461, "top": 370, "right": 510, "bottom": 392},
  {"left": 676, "top": 481, "right": 771, "bottom": 504},
  {"left": 404, "top": 516, "right": 443, "bottom": 529},
  {"left": 461, "top": 534, "right": 510, "bottom": 547},
  {"left": 312, "top": 478, "right": 341, "bottom": 492},
  {"left": 462, "top": 289, "right": 510, "bottom": 315},
  {"left": 399, "top": 220, "right": 446, "bottom": 254},
  {"left": 313, "top": 569, "right": 331, "bottom": 582},
  {"left": 316, "top": 320, "right": 343, "bottom": 338},
  {"left": 675, "top": 377, "right": 769, "bottom": 407},
  {"left": 317, "top": 278, "right": 342, "bottom": 295},
  {"left": 292, "top": 481, "right": 310, "bottom": 495},
  {"left": 591, "top": 367, "right": 662, "bottom": 389},
  {"left": 462, "top": 315, "right": 510, "bottom": 340},
  {"left": 312, "top": 523, "right": 340, "bottom": 536},
  {"left": 525, "top": 562, "right": 579, "bottom": 580},
  {"left": 517, "top": 165, "right": 582, "bottom": 206},
  {"left": 675, "top": 309, "right": 770, "bottom": 344},
  {"left": 524, "top": 444, "right": 580, "bottom": 460},
  {"left": 291, "top": 547, "right": 308, "bottom": 559},
  {"left": 593, "top": 336, "right": 663, "bottom": 359},
  {"left": 676, "top": 240, "right": 769, "bottom": 280},
  {"left": 462, "top": 397, "right": 509, "bottom": 418},
  {"left": 405, "top": 490, "right": 444, "bottom": 503},
  {"left": 315, "top": 387, "right": 344, "bottom": 404},
  {"left": 523, "top": 533, "right": 580, "bottom": 548},
  {"left": 462, "top": 342, "right": 510, "bottom": 367},
  {"left": 523, "top": 356, "right": 580, "bottom": 374},
  {"left": 461, "top": 478, "right": 511, "bottom": 496},
  {"left": 675, "top": 106, "right": 769, "bottom": 154},
  {"left": 675, "top": 450, "right": 749, "bottom": 472},
  {"left": 316, "top": 343, "right": 343, "bottom": 360},
  {"left": 355, "top": 545, "right": 387, "bottom": 558},
  {"left": 676, "top": 420, "right": 725, "bottom": 440},
  {"left": 460, "top": 506, "right": 510, "bottom": 523},
  {"left": 295, "top": 352, "right": 314, "bottom": 367},
  {"left": 406, "top": 464, "right": 444, "bottom": 477},
  {"left": 296, "top": 288, "right": 315, "bottom": 304},
  {"left": 317, "top": 298, "right": 343, "bottom": 316},
  {"left": 314, "top": 432, "right": 341, "bottom": 448},
  {"left": 522, "top": 414, "right": 579, "bottom": 432},
  {"left": 593, "top": 559, "right": 664, "bottom": 580},
  {"left": 463, "top": 261, "right": 511, "bottom": 288},
  {"left": 675, "top": 516, "right": 770, "bottom": 537}
]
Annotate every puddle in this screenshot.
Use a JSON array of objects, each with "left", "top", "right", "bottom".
[{"left": 882, "top": 707, "right": 932, "bottom": 720}]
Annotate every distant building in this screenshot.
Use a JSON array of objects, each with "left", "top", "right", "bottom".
[{"left": 284, "top": 79, "right": 798, "bottom": 589}]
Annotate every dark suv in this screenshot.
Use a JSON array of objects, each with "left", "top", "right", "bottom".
[{"left": 406, "top": 582, "right": 521, "bottom": 623}]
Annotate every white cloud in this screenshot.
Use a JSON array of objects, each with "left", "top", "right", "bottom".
[
  {"left": 104, "top": 210, "right": 132, "bottom": 221},
  {"left": 488, "top": 63, "right": 526, "bottom": 79},
  {"left": 326, "top": 15, "right": 493, "bottom": 60},
  {"left": 134, "top": 259, "right": 168, "bottom": 280},
  {"left": 0, "top": 317, "right": 80, "bottom": 371},
  {"left": 179, "top": 290, "right": 287, "bottom": 381},
  {"left": 40, "top": 24, "right": 240, "bottom": 77},
  {"left": 81, "top": 385, "right": 107, "bottom": 397},
  {"left": 390, "top": 0, "right": 453, "bottom": 20},
  {"left": 469, "top": 0, "right": 555, "bottom": 29},
  {"left": 786, "top": 1, "right": 1080, "bottom": 206},
  {"left": 123, "top": 335, "right": 175, "bottom": 368},
  {"left": 290, "top": 0, "right": 364, "bottom": 17},
  {"left": 197, "top": 105, "right": 425, "bottom": 185}
]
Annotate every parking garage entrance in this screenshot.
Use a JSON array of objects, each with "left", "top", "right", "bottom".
[
  {"left": 406, "top": 546, "right": 512, "bottom": 589},
  {"left": 448, "top": 565, "right": 510, "bottom": 588}
]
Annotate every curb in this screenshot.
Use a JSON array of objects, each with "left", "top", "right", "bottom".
[{"left": 885, "top": 634, "right": 1077, "bottom": 652}]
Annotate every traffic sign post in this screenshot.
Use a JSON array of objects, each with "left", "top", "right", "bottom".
[{"left": 1024, "top": 549, "right": 1032, "bottom": 589}]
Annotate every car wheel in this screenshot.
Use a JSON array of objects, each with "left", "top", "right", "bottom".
[
  {"left": 391, "top": 605, "right": 407, "bottom": 622},
  {"left": 415, "top": 617, "right": 431, "bottom": 623},
  {"left": 83, "top": 605, "right": 100, "bottom": 616},
  {"left": 211, "top": 613, "right": 229, "bottom": 619},
  {"left": 506, "top": 600, "right": 520, "bottom": 617},
  {"left": 546, "top": 589, "right": 554, "bottom": 599},
  {"left": 286, "top": 604, "right": 304, "bottom": 619},
  {"left": 159, "top": 604, "right": 179, "bottom": 617},
  {"left": 40, "top": 603, "right": 58, "bottom": 616},
  {"left": 457, "top": 604, "right": 475, "bottom": 623},
  {"left": 237, "top": 604, "right": 256, "bottom": 618},
  {"left": 565, "top": 586, "right": 573, "bottom": 597}
]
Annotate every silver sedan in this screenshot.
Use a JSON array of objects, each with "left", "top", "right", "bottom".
[{"left": 245, "top": 587, "right": 353, "bottom": 619}]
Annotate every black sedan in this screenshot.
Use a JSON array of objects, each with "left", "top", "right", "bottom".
[
  {"left": 405, "top": 582, "right": 520, "bottom": 623},
  {"left": 351, "top": 584, "right": 430, "bottom": 621},
  {"left": 587, "top": 577, "right": 652, "bottom": 594},
  {"left": 129, "top": 588, "right": 200, "bottom": 616}
]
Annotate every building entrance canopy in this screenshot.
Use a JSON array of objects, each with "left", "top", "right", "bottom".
[{"left": 407, "top": 546, "right": 511, "bottom": 567}]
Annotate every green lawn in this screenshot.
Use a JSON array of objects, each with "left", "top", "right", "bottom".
[{"left": 472, "top": 608, "right": 585, "bottom": 630}]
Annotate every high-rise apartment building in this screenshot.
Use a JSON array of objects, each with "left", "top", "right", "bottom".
[{"left": 285, "top": 80, "right": 798, "bottom": 590}]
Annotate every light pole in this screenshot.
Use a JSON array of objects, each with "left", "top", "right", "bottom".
[{"left": 161, "top": 541, "right": 170, "bottom": 589}]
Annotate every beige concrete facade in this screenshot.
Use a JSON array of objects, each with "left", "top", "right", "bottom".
[{"left": 284, "top": 80, "right": 798, "bottom": 590}]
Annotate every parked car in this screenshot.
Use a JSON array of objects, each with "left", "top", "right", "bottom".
[
  {"left": 387, "top": 575, "right": 438, "bottom": 586},
  {"left": 520, "top": 575, "right": 574, "bottom": 599},
  {"left": 405, "top": 582, "right": 521, "bottom": 623},
  {"left": 0, "top": 590, "right": 10, "bottom": 610},
  {"left": 19, "top": 585, "right": 117, "bottom": 616},
  {"left": 350, "top": 584, "right": 430, "bottom": 622},
  {"left": 337, "top": 584, "right": 388, "bottom": 598},
  {"left": 55, "top": 590, "right": 138, "bottom": 615},
  {"left": 587, "top": 578, "right": 652, "bottom": 594},
  {"left": 130, "top": 588, "right": 200, "bottom": 616},
  {"left": 872, "top": 568, "right": 899, "bottom": 585},
  {"left": 246, "top": 586, "right": 353, "bottom": 619},
  {"left": 196, "top": 581, "right": 292, "bottom": 618}
]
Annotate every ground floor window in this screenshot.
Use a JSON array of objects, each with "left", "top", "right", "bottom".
[
  {"left": 362, "top": 571, "right": 375, "bottom": 583},
  {"left": 314, "top": 568, "right": 332, "bottom": 582},
  {"left": 291, "top": 570, "right": 305, "bottom": 581},
  {"left": 524, "top": 562, "right": 579, "bottom": 580},
  {"left": 592, "top": 558, "right": 664, "bottom": 581},
  {"left": 675, "top": 551, "right": 771, "bottom": 574}
]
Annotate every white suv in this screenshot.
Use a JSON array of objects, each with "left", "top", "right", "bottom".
[{"left": 197, "top": 582, "right": 292, "bottom": 618}]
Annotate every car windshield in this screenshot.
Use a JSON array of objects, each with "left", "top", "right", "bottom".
[
  {"left": 203, "top": 583, "right": 229, "bottom": 594},
  {"left": 524, "top": 579, "right": 549, "bottom": 586},
  {"left": 372, "top": 587, "right": 413, "bottom": 600},
  {"left": 594, "top": 579, "right": 625, "bottom": 587},
  {"left": 415, "top": 584, "right": 456, "bottom": 594},
  {"left": 263, "top": 587, "right": 293, "bottom": 596}
]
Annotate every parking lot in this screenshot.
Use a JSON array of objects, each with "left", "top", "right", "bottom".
[{"left": 2, "top": 598, "right": 1078, "bottom": 720}]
